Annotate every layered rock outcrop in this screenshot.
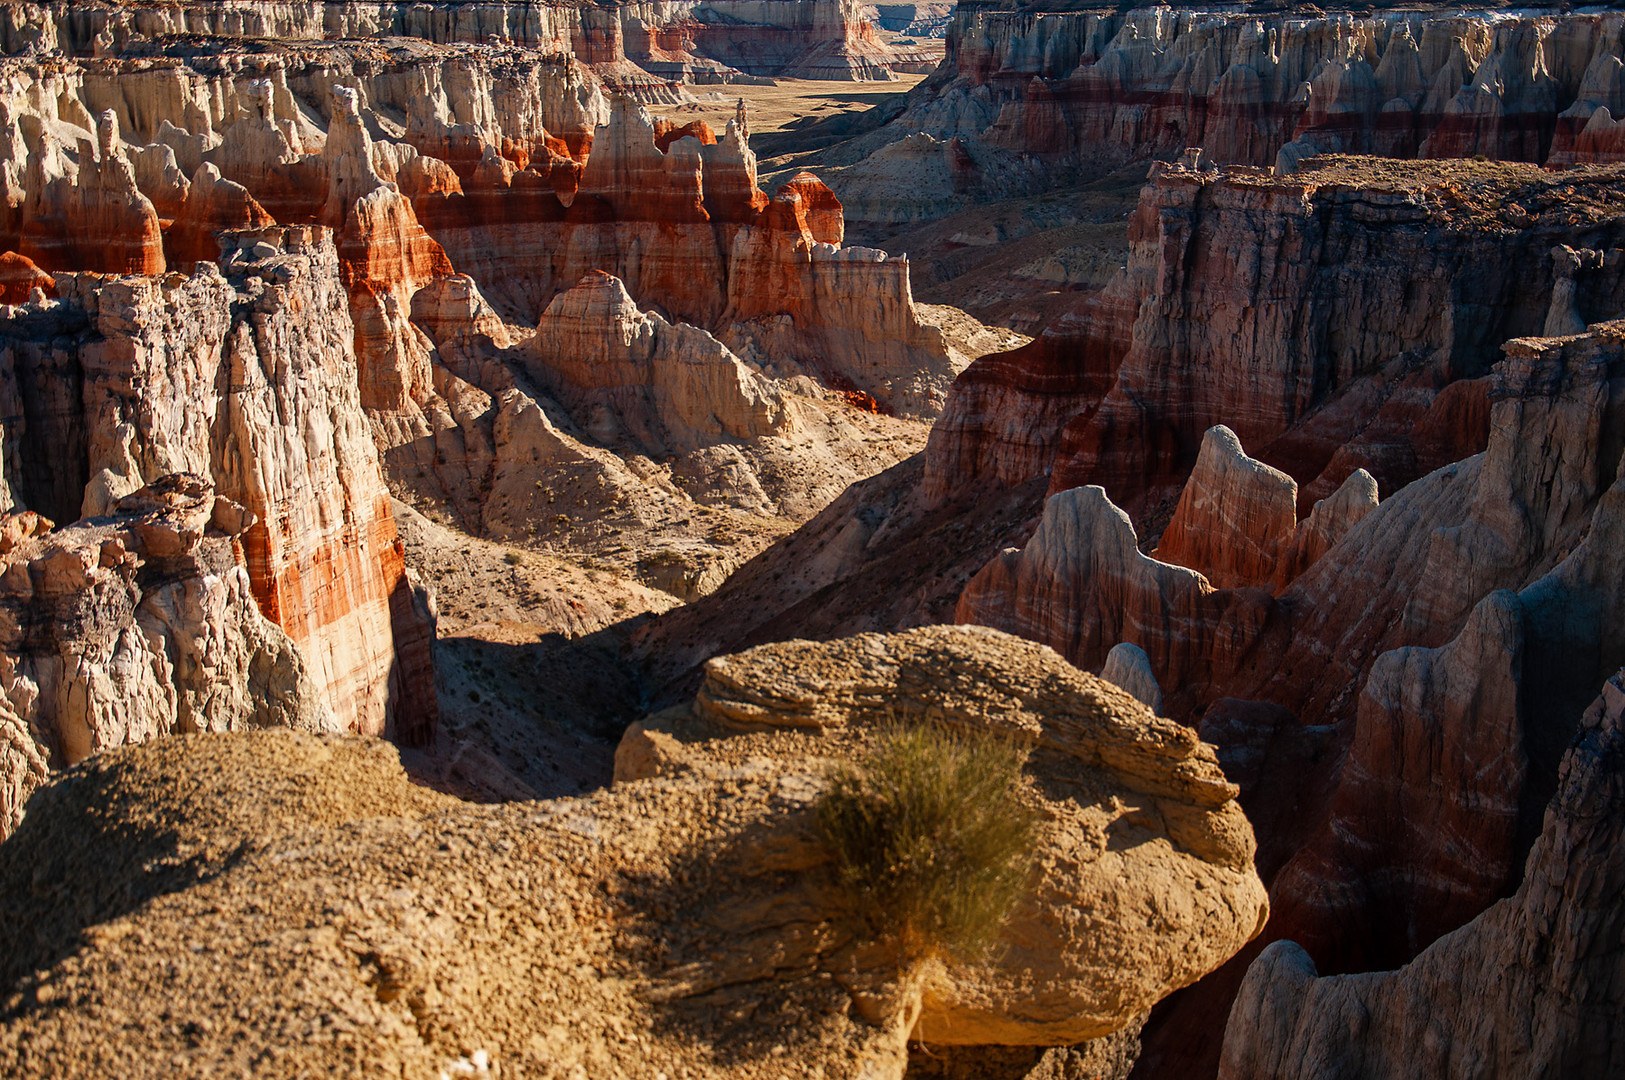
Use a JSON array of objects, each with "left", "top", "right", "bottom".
[
  {"left": 0, "top": 25, "right": 974, "bottom": 604},
  {"left": 927, "top": 157, "right": 1625, "bottom": 517},
  {"left": 393, "top": 267, "right": 933, "bottom": 595},
  {"left": 0, "top": 0, "right": 923, "bottom": 83},
  {"left": 421, "top": 93, "right": 960, "bottom": 416},
  {"left": 0, "top": 228, "right": 436, "bottom": 751},
  {"left": 16, "top": 110, "right": 164, "bottom": 276},
  {"left": 825, "top": 7, "right": 1625, "bottom": 218},
  {"left": 1153, "top": 426, "right": 1297, "bottom": 591},
  {"left": 0, "top": 474, "right": 338, "bottom": 838},
  {"left": 0, "top": 625, "right": 1265, "bottom": 1077},
  {"left": 952, "top": 315, "right": 1625, "bottom": 1076},
  {"left": 1219, "top": 667, "right": 1625, "bottom": 1080}
]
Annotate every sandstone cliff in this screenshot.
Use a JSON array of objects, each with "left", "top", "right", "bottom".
[
  {"left": 0, "top": 228, "right": 436, "bottom": 750},
  {"left": 951, "top": 315, "right": 1625, "bottom": 1077},
  {"left": 0, "top": 474, "right": 338, "bottom": 838},
  {"left": 0, "top": 27, "right": 981, "bottom": 607},
  {"left": 0, "top": 626, "right": 1266, "bottom": 1077},
  {"left": 0, "top": 0, "right": 923, "bottom": 83},
  {"left": 823, "top": 7, "right": 1625, "bottom": 219},
  {"left": 927, "top": 157, "right": 1625, "bottom": 518},
  {"left": 420, "top": 92, "right": 961, "bottom": 417}
]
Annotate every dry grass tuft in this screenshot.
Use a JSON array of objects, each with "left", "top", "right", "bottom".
[{"left": 816, "top": 724, "right": 1039, "bottom": 966}]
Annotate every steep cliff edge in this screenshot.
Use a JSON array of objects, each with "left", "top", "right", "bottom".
[
  {"left": 0, "top": 475, "right": 338, "bottom": 838},
  {"left": 0, "top": 228, "right": 437, "bottom": 754},
  {"left": 957, "top": 317, "right": 1625, "bottom": 1078},
  {"left": 0, "top": 0, "right": 922, "bottom": 83},
  {"left": 928, "top": 157, "right": 1625, "bottom": 519},
  {"left": 0, "top": 626, "right": 1265, "bottom": 1077}
]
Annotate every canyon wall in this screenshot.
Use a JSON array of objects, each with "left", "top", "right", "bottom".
[
  {"left": 0, "top": 476, "right": 339, "bottom": 837},
  {"left": 0, "top": 0, "right": 924, "bottom": 82},
  {"left": 952, "top": 313, "right": 1625, "bottom": 1078},
  {"left": 825, "top": 6, "right": 1625, "bottom": 219},
  {"left": 638, "top": 154, "right": 1625, "bottom": 1075},
  {"left": 0, "top": 227, "right": 438, "bottom": 767},
  {"left": 926, "top": 156, "right": 1625, "bottom": 519},
  {"left": 1219, "top": 665, "right": 1625, "bottom": 1080}
]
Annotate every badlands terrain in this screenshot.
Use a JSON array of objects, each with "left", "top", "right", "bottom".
[{"left": 1, "top": 1, "right": 1624, "bottom": 1078}]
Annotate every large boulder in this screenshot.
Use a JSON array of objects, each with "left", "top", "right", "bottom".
[{"left": 0, "top": 626, "right": 1266, "bottom": 1079}]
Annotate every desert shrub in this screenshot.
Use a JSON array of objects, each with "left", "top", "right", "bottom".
[{"left": 816, "top": 724, "right": 1040, "bottom": 966}]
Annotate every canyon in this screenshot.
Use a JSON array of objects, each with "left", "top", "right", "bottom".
[
  {"left": 2, "top": 2, "right": 1624, "bottom": 1079},
  {"left": 814, "top": 4, "right": 1625, "bottom": 221}
]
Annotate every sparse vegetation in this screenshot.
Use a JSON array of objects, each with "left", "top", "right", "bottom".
[{"left": 816, "top": 724, "right": 1039, "bottom": 966}]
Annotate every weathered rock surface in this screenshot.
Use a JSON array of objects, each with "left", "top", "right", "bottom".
[
  {"left": 1153, "top": 426, "right": 1297, "bottom": 591},
  {"left": 0, "top": 228, "right": 436, "bottom": 748},
  {"left": 420, "top": 92, "right": 961, "bottom": 416},
  {"left": 1100, "top": 642, "right": 1161, "bottom": 717},
  {"left": 0, "top": 626, "right": 1264, "bottom": 1077},
  {"left": 17, "top": 110, "right": 164, "bottom": 276},
  {"left": 956, "top": 485, "right": 1267, "bottom": 720},
  {"left": 822, "top": 7, "right": 1625, "bottom": 218},
  {"left": 0, "top": 0, "right": 924, "bottom": 83},
  {"left": 1219, "top": 667, "right": 1625, "bottom": 1080},
  {"left": 0, "top": 474, "right": 337, "bottom": 839},
  {"left": 927, "top": 157, "right": 1625, "bottom": 519},
  {"left": 950, "top": 314, "right": 1625, "bottom": 1077},
  {"left": 391, "top": 265, "right": 933, "bottom": 595}
]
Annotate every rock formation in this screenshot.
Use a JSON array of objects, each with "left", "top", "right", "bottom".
[
  {"left": 956, "top": 484, "right": 1267, "bottom": 719},
  {"left": 1100, "top": 642, "right": 1162, "bottom": 716},
  {"left": 1219, "top": 667, "right": 1625, "bottom": 1080},
  {"left": 0, "top": 474, "right": 338, "bottom": 838},
  {"left": 0, "top": 16, "right": 993, "bottom": 605},
  {"left": 520, "top": 270, "right": 788, "bottom": 450},
  {"left": 0, "top": 625, "right": 1266, "bottom": 1077},
  {"left": 17, "top": 111, "right": 164, "bottom": 276},
  {"left": 823, "top": 7, "right": 1625, "bottom": 218},
  {"left": 946, "top": 312, "right": 1625, "bottom": 1076},
  {"left": 0, "top": 250, "right": 50, "bottom": 303},
  {"left": 421, "top": 92, "right": 960, "bottom": 416},
  {"left": 636, "top": 153, "right": 1625, "bottom": 1075},
  {"left": 928, "top": 157, "right": 1625, "bottom": 518},
  {"left": 0, "top": 228, "right": 437, "bottom": 755},
  {"left": 0, "top": 0, "right": 924, "bottom": 84},
  {"left": 1153, "top": 426, "right": 1298, "bottom": 591}
]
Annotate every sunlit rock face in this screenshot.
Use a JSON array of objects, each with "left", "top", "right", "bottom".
[
  {"left": 825, "top": 7, "right": 1625, "bottom": 218},
  {"left": 0, "top": 228, "right": 438, "bottom": 757}
]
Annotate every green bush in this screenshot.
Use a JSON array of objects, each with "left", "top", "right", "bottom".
[{"left": 816, "top": 724, "right": 1040, "bottom": 966}]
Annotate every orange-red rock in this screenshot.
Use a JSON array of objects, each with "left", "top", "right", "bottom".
[
  {"left": 18, "top": 112, "right": 165, "bottom": 277},
  {"left": 2, "top": 228, "right": 437, "bottom": 749},
  {"left": 0, "top": 251, "right": 53, "bottom": 304},
  {"left": 165, "top": 163, "right": 274, "bottom": 270},
  {"left": 1154, "top": 427, "right": 1298, "bottom": 592}
]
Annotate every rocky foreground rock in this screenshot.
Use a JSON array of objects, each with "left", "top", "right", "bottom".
[{"left": 0, "top": 626, "right": 1265, "bottom": 1078}]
